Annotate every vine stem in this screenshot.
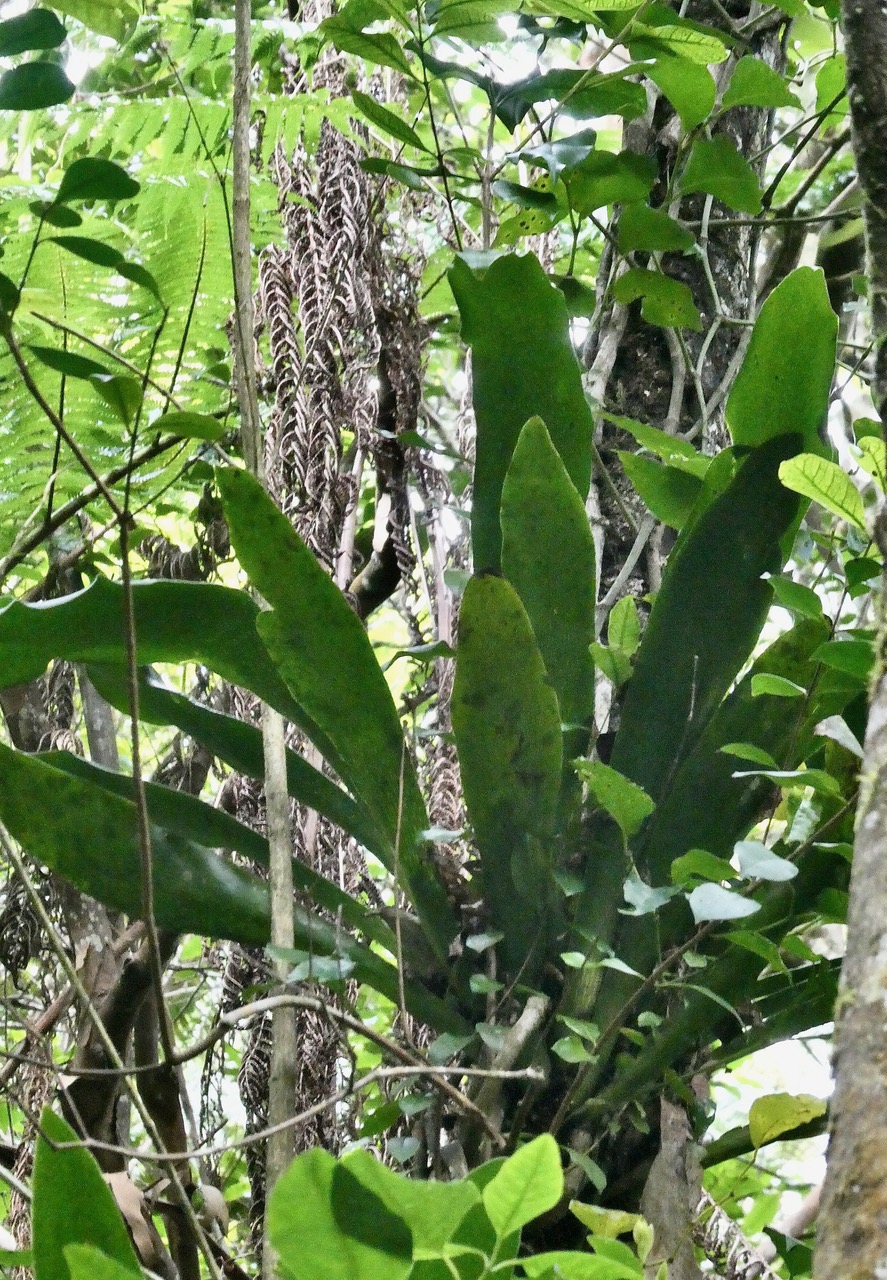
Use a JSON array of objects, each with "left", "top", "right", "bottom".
[{"left": 232, "top": 7, "right": 298, "bottom": 1271}]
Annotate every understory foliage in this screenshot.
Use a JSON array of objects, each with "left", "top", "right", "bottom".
[{"left": 0, "top": 0, "right": 876, "bottom": 1277}]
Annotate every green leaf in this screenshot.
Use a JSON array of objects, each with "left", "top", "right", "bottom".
[
  {"left": 482, "top": 1135, "right": 563, "bottom": 1238},
  {"left": 0, "top": 578, "right": 312, "bottom": 739},
  {"left": 678, "top": 136, "right": 762, "bottom": 214},
  {"left": 566, "top": 149, "right": 657, "bottom": 214},
  {"left": 351, "top": 89, "right": 429, "bottom": 152},
  {"left": 722, "top": 56, "right": 800, "bottom": 109},
  {"left": 48, "top": 235, "right": 124, "bottom": 269},
  {"left": 630, "top": 16, "right": 728, "bottom": 65},
  {"left": 812, "top": 638, "right": 874, "bottom": 680},
  {"left": 450, "top": 253, "right": 593, "bottom": 571},
  {"left": 608, "top": 596, "right": 640, "bottom": 658},
  {"left": 216, "top": 467, "right": 455, "bottom": 957},
  {"left": 726, "top": 269, "right": 837, "bottom": 453},
  {"left": 750, "top": 673, "right": 806, "bottom": 698},
  {"left": 590, "top": 642, "right": 633, "bottom": 687},
  {"left": 765, "top": 575, "right": 823, "bottom": 619},
  {"left": 612, "top": 268, "right": 702, "bottom": 330},
  {"left": 552, "top": 1034, "right": 594, "bottom": 1063},
  {"left": 0, "top": 744, "right": 452, "bottom": 1022},
  {"left": 433, "top": 0, "right": 514, "bottom": 40},
  {"left": 64, "top": 1245, "right": 141, "bottom": 1280},
  {"left": 617, "top": 202, "right": 694, "bottom": 253},
  {"left": 748, "top": 1093, "right": 826, "bottom": 1148},
  {"left": 622, "top": 871, "right": 679, "bottom": 914},
  {"left": 855, "top": 434, "right": 887, "bottom": 489},
  {"left": 719, "top": 742, "right": 778, "bottom": 768},
  {"left": 670, "top": 848, "right": 734, "bottom": 884},
  {"left": 0, "top": 10, "right": 67, "bottom": 56},
  {"left": 731, "top": 767, "right": 842, "bottom": 797},
  {"left": 56, "top": 157, "right": 140, "bottom": 204},
  {"left": 687, "top": 883, "right": 759, "bottom": 922},
  {"left": 341, "top": 1148, "right": 481, "bottom": 1252},
  {"left": 451, "top": 574, "right": 563, "bottom": 972},
  {"left": 575, "top": 761, "right": 654, "bottom": 838},
  {"left": 618, "top": 453, "right": 704, "bottom": 526},
  {"left": 268, "top": 1150, "right": 413, "bottom": 1280},
  {"left": 321, "top": 18, "right": 414, "bottom": 76},
  {"left": 87, "top": 666, "right": 388, "bottom": 861},
  {"left": 33, "top": 1108, "right": 141, "bottom": 1280},
  {"left": 156, "top": 410, "right": 224, "bottom": 441},
  {"left": 118, "top": 262, "right": 162, "bottom": 300},
  {"left": 734, "top": 839, "right": 798, "bottom": 882},
  {"left": 496, "top": 69, "right": 647, "bottom": 130},
  {"left": 647, "top": 55, "right": 716, "bottom": 130},
  {"left": 611, "top": 435, "right": 803, "bottom": 803},
  {"left": 569, "top": 1203, "right": 641, "bottom": 1238},
  {"left": 604, "top": 414, "right": 707, "bottom": 473},
  {"left": 520, "top": 128, "right": 598, "bottom": 179},
  {"left": 0, "top": 61, "right": 74, "bottom": 109},
  {"left": 778, "top": 454, "right": 865, "bottom": 530},
  {"left": 93, "top": 373, "right": 141, "bottom": 426},
  {"left": 44, "top": 0, "right": 137, "bottom": 40},
  {"left": 500, "top": 417, "right": 596, "bottom": 734},
  {"left": 31, "top": 200, "right": 81, "bottom": 227},
  {"left": 28, "top": 345, "right": 110, "bottom": 380}
]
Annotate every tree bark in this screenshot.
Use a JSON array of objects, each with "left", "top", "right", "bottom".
[{"left": 815, "top": 0, "right": 887, "bottom": 1270}]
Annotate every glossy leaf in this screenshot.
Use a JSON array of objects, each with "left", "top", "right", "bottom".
[
  {"left": 611, "top": 435, "right": 802, "bottom": 802},
  {"left": 500, "top": 417, "right": 596, "bottom": 734},
  {"left": 678, "top": 136, "right": 762, "bottom": 214},
  {"left": 0, "top": 10, "right": 66, "bottom": 56},
  {"left": 0, "top": 61, "right": 74, "bottom": 109},
  {"left": 726, "top": 268, "right": 837, "bottom": 453},
  {"left": 451, "top": 574, "right": 563, "bottom": 971},
  {"left": 32, "top": 1108, "right": 140, "bottom": 1280},
  {"left": 216, "top": 467, "right": 456, "bottom": 956},
  {"left": 449, "top": 253, "right": 593, "bottom": 570}
]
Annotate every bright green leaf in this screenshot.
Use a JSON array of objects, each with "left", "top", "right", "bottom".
[
  {"left": 722, "top": 56, "right": 800, "bottom": 109},
  {"left": 648, "top": 55, "right": 716, "bottom": 130},
  {"left": 351, "top": 89, "right": 429, "bottom": 151},
  {"left": 678, "top": 135, "right": 762, "bottom": 214},
  {"left": 727, "top": 269, "right": 837, "bottom": 452},
  {"left": 612, "top": 268, "right": 702, "bottom": 330},
  {"left": 778, "top": 454, "right": 865, "bottom": 529},
  {"left": 748, "top": 1093, "right": 827, "bottom": 1148},
  {"left": 575, "top": 760, "right": 654, "bottom": 838},
  {"left": 501, "top": 417, "right": 596, "bottom": 735},
  {"left": 618, "top": 453, "right": 704, "bottom": 525},
  {"left": 617, "top": 202, "right": 694, "bottom": 253},
  {"left": 33, "top": 1108, "right": 141, "bottom": 1280},
  {"left": 482, "top": 1134, "right": 563, "bottom": 1237}
]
